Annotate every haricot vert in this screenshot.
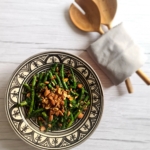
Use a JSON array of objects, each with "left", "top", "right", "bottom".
[{"left": 16, "top": 63, "right": 90, "bottom": 131}]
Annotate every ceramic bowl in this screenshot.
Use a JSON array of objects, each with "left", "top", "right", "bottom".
[{"left": 5, "top": 51, "right": 104, "bottom": 150}]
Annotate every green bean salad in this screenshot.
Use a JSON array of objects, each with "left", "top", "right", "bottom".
[{"left": 17, "top": 63, "right": 90, "bottom": 131}]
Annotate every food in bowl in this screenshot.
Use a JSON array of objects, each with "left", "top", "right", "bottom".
[{"left": 16, "top": 63, "right": 90, "bottom": 131}]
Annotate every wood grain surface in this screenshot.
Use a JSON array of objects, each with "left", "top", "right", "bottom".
[{"left": 0, "top": 0, "right": 150, "bottom": 150}]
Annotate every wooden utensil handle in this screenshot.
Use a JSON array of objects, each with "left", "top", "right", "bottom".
[
  {"left": 136, "top": 69, "right": 150, "bottom": 85},
  {"left": 125, "top": 78, "right": 133, "bottom": 93}
]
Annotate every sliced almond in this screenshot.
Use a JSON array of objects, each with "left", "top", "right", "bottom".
[
  {"left": 44, "top": 89, "right": 50, "bottom": 97},
  {"left": 55, "top": 111, "right": 60, "bottom": 116},
  {"left": 77, "top": 83, "right": 83, "bottom": 89},
  {"left": 69, "top": 96, "right": 73, "bottom": 101},
  {"left": 40, "top": 126, "right": 46, "bottom": 132},
  {"left": 53, "top": 107, "right": 59, "bottom": 111},
  {"left": 63, "top": 91, "right": 67, "bottom": 98},
  {"left": 59, "top": 111, "right": 63, "bottom": 116},
  {"left": 67, "top": 111, "right": 70, "bottom": 116},
  {"left": 78, "top": 113, "right": 84, "bottom": 119},
  {"left": 64, "top": 78, "right": 68, "bottom": 82},
  {"left": 48, "top": 124, "right": 52, "bottom": 128},
  {"left": 67, "top": 95, "right": 71, "bottom": 99},
  {"left": 58, "top": 88, "right": 62, "bottom": 95},
  {"left": 51, "top": 92, "right": 55, "bottom": 97},
  {"left": 45, "top": 81, "right": 49, "bottom": 84},
  {"left": 48, "top": 95, "right": 53, "bottom": 101},
  {"left": 60, "top": 101, "right": 64, "bottom": 105},
  {"left": 45, "top": 99, "right": 49, "bottom": 105},
  {"left": 51, "top": 99, "right": 55, "bottom": 106},
  {"left": 61, "top": 108, "right": 65, "bottom": 113},
  {"left": 45, "top": 105, "right": 50, "bottom": 110},
  {"left": 54, "top": 94, "right": 58, "bottom": 100},
  {"left": 50, "top": 110, "right": 55, "bottom": 115},
  {"left": 49, "top": 114, "right": 53, "bottom": 121},
  {"left": 26, "top": 93, "right": 30, "bottom": 98}
]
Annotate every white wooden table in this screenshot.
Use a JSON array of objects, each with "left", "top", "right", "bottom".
[{"left": 0, "top": 0, "right": 150, "bottom": 150}]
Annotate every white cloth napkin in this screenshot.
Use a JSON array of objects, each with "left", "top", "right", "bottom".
[{"left": 87, "top": 23, "right": 146, "bottom": 85}]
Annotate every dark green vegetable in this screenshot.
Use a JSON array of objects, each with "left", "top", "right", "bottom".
[
  {"left": 42, "top": 112, "right": 48, "bottom": 120},
  {"left": 37, "top": 72, "right": 44, "bottom": 86},
  {"left": 30, "top": 108, "right": 44, "bottom": 117},
  {"left": 67, "top": 112, "right": 74, "bottom": 128},
  {"left": 38, "top": 83, "right": 46, "bottom": 90},
  {"left": 70, "top": 68, "right": 77, "bottom": 89},
  {"left": 54, "top": 72, "right": 63, "bottom": 88},
  {"left": 28, "top": 75, "right": 36, "bottom": 117},
  {"left": 17, "top": 99, "right": 30, "bottom": 107},
  {"left": 43, "top": 72, "right": 49, "bottom": 83},
  {"left": 77, "top": 87, "right": 85, "bottom": 102},
  {"left": 60, "top": 64, "right": 68, "bottom": 90},
  {"left": 23, "top": 83, "right": 31, "bottom": 91},
  {"left": 70, "top": 90, "right": 79, "bottom": 96},
  {"left": 49, "top": 70, "right": 57, "bottom": 85},
  {"left": 51, "top": 63, "right": 58, "bottom": 74},
  {"left": 47, "top": 83, "right": 54, "bottom": 90},
  {"left": 84, "top": 95, "right": 89, "bottom": 102},
  {"left": 74, "top": 110, "right": 81, "bottom": 119}
]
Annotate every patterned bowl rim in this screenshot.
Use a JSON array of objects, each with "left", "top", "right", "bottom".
[{"left": 5, "top": 51, "right": 104, "bottom": 150}]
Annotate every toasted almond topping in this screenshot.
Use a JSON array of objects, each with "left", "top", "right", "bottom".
[
  {"left": 50, "top": 110, "right": 55, "bottom": 115},
  {"left": 49, "top": 114, "right": 53, "bottom": 121},
  {"left": 63, "top": 91, "right": 67, "bottom": 98},
  {"left": 51, "top": 92, "right": 55, "bottom": 97},
  {"left": 59, "top": 110, "right": 63, "bottom": 116},
  {"left": 44, "top": 89, "right": 50, "bottom": 97},
  {"left": 45, "top": 105, "right": 50, "bottom": 110},
  {"left": 77, "top": 83, "right": 83, "bottom": 89},
  {"left": 45, "top": 81, "right": 49, "bottom": 84},
  {"left": 69, "top": 96, "right": 73, "bottom": 101},
  {"left": 40, "top": 126, "right": 46, "bottom": 132},
  {"left": 26, "top": 93, "right": 30, "bottom": 98},
  {"left": 54, "top": 94, "right": 58, "bottom": 100},
  {"left": 53, "top": 107, "right": 59, "bottom": 111},
  {"left": 75, "top": 96, "right": 78, "bottom": 99},
  {"left": 60, "top": 101, "right": 64, "bottom": 105},
  {"left": 58, "top": 88, "right": 62, "bottom": 95},
  {"left": 48, "top": 124, "right": 52, "bottom": 128},
  {"left": 64, "top": 78, "right": 68, "bottom": 82},
  {"left": 55, "top": 111, "right": 60, "bottom": 116},
  {"left": 78, "top": 113, "right": 84, "bottom": 119},
  {"left": 67, "top": 95, "right": 71, "bottom": 98},
  {"left": 67, "top": 111, "right": 70, "bottom": 116},
  {"left": 51, "top": 100, "right": 55, "bottom": 106},
  {"left": 48, "top": 95, "right": 53, "bottom": 101},
  {"left": 61, "top": 109, "right": 65, "bottom": 113}
]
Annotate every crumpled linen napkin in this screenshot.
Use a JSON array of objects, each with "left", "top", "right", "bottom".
[{"left": 87, "top": 23, "right": 146, "bottom": 85}]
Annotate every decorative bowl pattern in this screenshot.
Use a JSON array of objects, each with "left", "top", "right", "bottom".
[{"left": 5, "top": 51, "right": 104, "bottom": 150}]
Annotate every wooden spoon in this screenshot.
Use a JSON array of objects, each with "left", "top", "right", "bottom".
[
  {"left": 93, "top": 0, "right": 117, "bottom": 29},
  {"left": 69, "top": 0, "right": 133, "bottom": 93},
  {"left": 94, "top": 0, "right": 150, "bottom": 86},
  {"left": 69, "top": 0, "right": 104, "bottom": 34}
]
